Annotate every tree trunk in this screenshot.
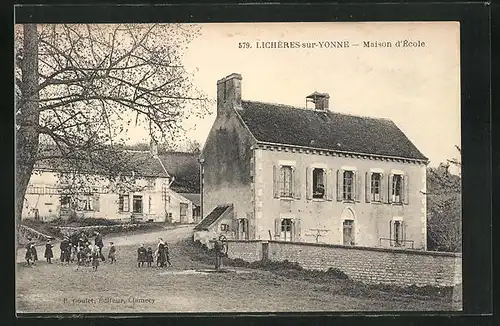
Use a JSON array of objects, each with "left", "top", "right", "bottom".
[{"left": 16, "top": 24, "right": 40, "bottom": 242}]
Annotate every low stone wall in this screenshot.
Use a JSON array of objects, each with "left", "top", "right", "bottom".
[
  {"left": 226, "top": 240, "right": 263, "bottom": 262},
  {"left": 225, "top": 240, "right": 462, "bottom": 287},
  {"left": 57, "top": 223, "right": 156, "bottom": 237}
]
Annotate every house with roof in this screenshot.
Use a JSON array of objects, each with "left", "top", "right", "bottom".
[
  {"left": 196, "top": 73, "right": 428, "bottom": 249},
  {"left": 22, "top": 144, "right": 195, "bottom": 224}
]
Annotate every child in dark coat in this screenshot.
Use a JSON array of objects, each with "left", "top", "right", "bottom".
[
  {"left": 137, "top": 244, "right": 147, "bottom": 267},
  {"left": 108, "top": 242, "right": 116, "bottom": 264},
  {"left": 146, "top": 247, "right": 154, "bottom": 267},
  {"left": 25, "top": 238, "right": 33, "bottom": 266},
  {"left": 44, "top": 240, "right": 54, "bottom": 264}
]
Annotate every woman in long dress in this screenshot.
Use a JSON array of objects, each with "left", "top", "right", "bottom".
[{"left": 156, "top": 238, "right": 167, "bottom": 268}]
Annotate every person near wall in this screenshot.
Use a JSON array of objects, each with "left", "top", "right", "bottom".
[
  {"left": 213, "top": 237, "right": 223, "bottom": 270},
  {"left": 44, "top": 239, "right": 54, "bottom": 264}
]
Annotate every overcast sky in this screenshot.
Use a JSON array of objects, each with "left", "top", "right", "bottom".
[{"left": 133, "top": 22, "right": 461, "bottom": 168}]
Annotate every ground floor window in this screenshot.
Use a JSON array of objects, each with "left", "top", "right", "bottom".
[
  {"left": 281, "top": 218, "right": 293, "bottom": 241},
  {"left": 238, "top": 218, "right": 249, "bottom": 240},
  {"left": 119, "top": 194, "right": 129, "bottom": 212},
  {"left": 133, "top": 195, "right": 143, "bottom": 214},
  {"left": 342, "top": 220, "right": 354, "bottom": 245},
  {"left": 76, "top": 195, "right": 94, "bottom": 211},
  {"left": 391, "top": 220, "right": 405, "bottom": 246},
  {"left": 180, "top": 203, "right": 188, "bottom": 222}
]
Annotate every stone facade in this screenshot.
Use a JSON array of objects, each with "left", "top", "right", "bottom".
[{"left": 200, "top": 73, "right": 428, "bottom": 250}]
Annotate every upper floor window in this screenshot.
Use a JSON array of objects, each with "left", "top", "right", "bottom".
[
  {"left": 312, "top": 168, "right": 326, "bottom": 199},
  {"left": 343, "top": 170, "right": 354, "bottom": 201},
  {"left": 391, "top": 174, "right": 403, "bottom": 204},
  {"left": 280, "top": 165, "right": 293, "bottom": 198},
  {"left": 119, "top": 194, "right": 129, "bottom": 212},
  {"left": 371, "top": 173, "right": 382, "bottom": 202}
]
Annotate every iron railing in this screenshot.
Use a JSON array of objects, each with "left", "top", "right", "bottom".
[{"left": 379, "top": 237, "right": 414, "bottom": 249}]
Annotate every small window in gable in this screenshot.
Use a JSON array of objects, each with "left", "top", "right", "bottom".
[
  {"left": 312, "top": 168, "right": 326, "bottom": 199},
  {"left": 220, "top": 224, "right": 229, "bottom": 231}
]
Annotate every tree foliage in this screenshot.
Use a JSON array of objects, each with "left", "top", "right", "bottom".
[
  {"left": 15, "top": 23, "right": 209, "bottom": 227},
  {"left": 426, "top": 146, "right": 462, "bottom": 252}
]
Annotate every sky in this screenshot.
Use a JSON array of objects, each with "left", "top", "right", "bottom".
[{"left": 130, "top": 22, "right": 461, "bottom": 168}]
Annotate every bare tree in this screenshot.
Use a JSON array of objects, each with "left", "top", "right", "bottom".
[
  {"left": 426, "top": 146, "right": 462, "bottom": 252},
  {"left": 15, "top": 23, "right": 210, "bottom": 232}
]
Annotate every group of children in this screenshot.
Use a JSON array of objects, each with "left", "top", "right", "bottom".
[
  {"left": 137, "top": 240, "right": 172, "bottom": 268},
  {"left": 24, "top": 236, "right": 116, "bottom": 272},
  {"left": 25, "top": 236, "right": 173, "bottom": 271}
]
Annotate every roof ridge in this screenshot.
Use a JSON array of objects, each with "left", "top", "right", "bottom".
[{"left": 241, "top": 100, "right": 393, "bottom": 122}]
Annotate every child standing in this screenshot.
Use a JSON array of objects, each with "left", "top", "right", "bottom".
[
  {"left": 108, "top": 242, "right": 116, "bottom": 264},
  {"left": 146, "top": 247, "right": 154, "bottom": 267},
  {"left": 91, "top": 244, "right": 100, "bottom": 271},
  {"left": 44, "top": 239, "right": 54, "bottom": 264},
  {"left": 25, "top": 238, "right": 33, "bottom": 267},
  {"left": 137, "top": 244, "right": 147, "bottom": 267}
]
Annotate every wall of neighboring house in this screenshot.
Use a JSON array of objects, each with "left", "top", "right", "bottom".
[
  {"left": 201, "top": 75, "right": 255, "bottom": 238},
  {"left": 253, "top": 148, "right": 427, "bottom": 249},
  {"left": 22, "top": 170, "right": 173, "bottom": 222},
  {"left": 166, "top": 191, "right": 194, "bottom": 224}
]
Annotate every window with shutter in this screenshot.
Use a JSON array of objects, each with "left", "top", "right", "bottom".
[
  {"left": 312, "top": 168, "right": 326, "bottom": 199},
  {"left": 281, "top": 218, "right": 293, "bottom": 242},
  {"left": 355, "top": 171, "right": 361, "bottom": 202},
  {"left": 93, "top": 194, "right": 100, "bottom": 212},
  {"left": 387, "top": 174, "right": 394, "bottom": 203},
  {"left": 365, "top": 172, "right": 371, "bottom": 203},
  {"left": 274, "top": 218, "right": 281, "bottom": 239},
  {"left": 371, "top": 173, "right": 382, "bottom": 202},
  {"left": 391, "top": 174, "right": 403, "bottom": 204},
  {"left": 280, "top": 165, "right": 293, "bottom": 198},
  {"left": 343, "top": 170, "right": 354, "bottom": 201}
]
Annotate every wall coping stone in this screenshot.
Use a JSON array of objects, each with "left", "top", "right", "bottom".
[{"left": 225, "top": 239, "right": 462, "bottom": 258}]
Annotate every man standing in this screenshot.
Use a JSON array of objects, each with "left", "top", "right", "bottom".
[
  {"left": 213, "top": 237, "right": 223, "bottom": 270},
  {"left": 94, "top": 231, "right": 105, "bottom": 262}
]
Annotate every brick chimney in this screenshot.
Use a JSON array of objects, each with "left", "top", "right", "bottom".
[
  {"left": 306, "top": 92, "right": 330, "bottom": 111},
  {"left": 150, "top": 139, "right": 158, "bottom": 158},
  {"left": 217, "top": 73, "right": 242, "bottom": 117}
]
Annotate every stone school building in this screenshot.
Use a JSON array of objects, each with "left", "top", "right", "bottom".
[{"left": 195, "top": 73, "right": 428, "bottom": 250}]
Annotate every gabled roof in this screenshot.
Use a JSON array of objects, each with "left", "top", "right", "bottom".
[
  {"left": 237, "top": 101, "right": 427, "bottom": 161},
  {"left": 179, "top": 193, "right": 201, "bottom": 206},
  {"left": 158, "top": 152, "right": 200, "bottom": 193},
  {"left": 35, "top": 150, "right": 169, "bottom": 178},
  {"left": 193, "top": 205, "right": 232, "bottom": 231}
]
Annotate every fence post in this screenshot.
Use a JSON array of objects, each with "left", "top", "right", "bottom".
[{"left": 261, "top": 241, "right": 269, "bottom": 261}]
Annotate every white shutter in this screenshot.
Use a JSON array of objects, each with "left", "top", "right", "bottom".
[
  {"left": 387, "top": 174, "right": 394, "bottom": 204},
  {"left": 305, "top": 167, "right": 311, "bottom": 200},
  {"left": 403, "top": 174, "right": 410, "bottom": 205},
  {"left": 274, "top": 218, "right": 281, "bottom": 239},
  {"left": 355, "top": 171, "right": 361, "bottom": 202},
  {"left": 365, "top": 172, "right": 371, "bottom": 203},
  {"left": 326, "top": 169, "right": 334, "bottom": 201},
  {"left": 273, "top": 165, "right": 279, "bottom": 198},
  {"left": 293, "top": 167, "right": 301, "bottom": 199},
  {"left": 337, "top": 169, "right": 343, "bottom": 201}
]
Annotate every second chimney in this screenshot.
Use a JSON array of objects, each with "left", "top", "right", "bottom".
[
  {"left": 306, "top": 92, "right": 330, "bottom": 111},
  {"left": 217, "top": 73, "right": 242, "bottom": 117}
]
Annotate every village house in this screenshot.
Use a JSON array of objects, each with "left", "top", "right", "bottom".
[
  {"left": 195, "top": 73, "right": 429, "bottom": 249},
  {"left": 22, "top": 144, "right": 196, "bottom": 224}
]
